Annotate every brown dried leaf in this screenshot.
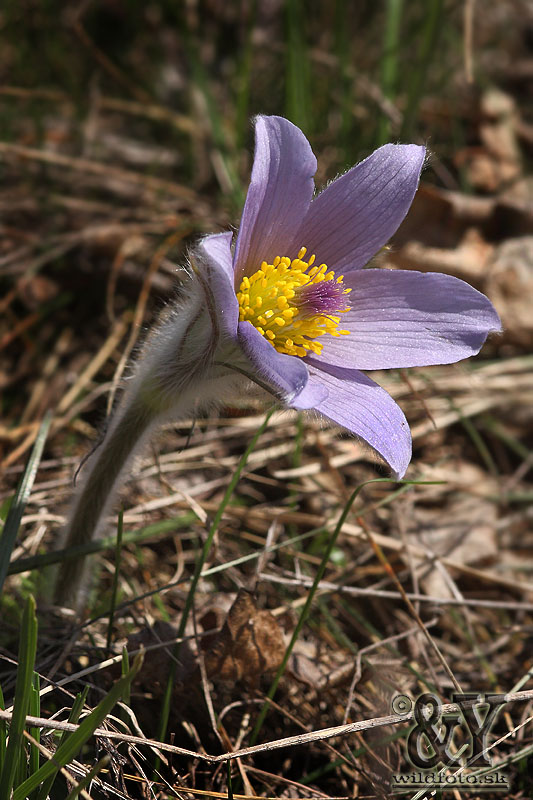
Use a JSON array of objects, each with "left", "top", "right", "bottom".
[
  {"left": 460, "top": 89, "right": 522, "bottom": 192},
  {"left": 480, "top": 88, "right": 522, "bottom": 163},
  {"left": 203, "top": 589, "right": 285, "bottom": 685},
  {"left": 393, "top": 183, "right": 500, "bottom": 254},
  {"left": 487, "top": 236, "right": 533, "bottom": 346},
  {"left": 390, "top": 227, "right": 494, "bottom": 283}
]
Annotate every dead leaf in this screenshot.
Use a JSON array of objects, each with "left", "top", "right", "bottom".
[
  {"left": 203, "top": 589, "right": 285, "bottom": 685},
  {"left": 390, "top": 227, "right": 494, "bottom": 283},
  {"left": 487, "top": 236, "right": 533, "bottom": 345},
  {"left": 459, "top": 89, "right": 522, "bottom": 192}
]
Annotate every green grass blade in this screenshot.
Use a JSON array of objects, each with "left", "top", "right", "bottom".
[
  {"left": 483, "top": 415, "right": 532, "bottom": 462},
  {"left": 28, "top": 673, "right": 41, "bottom": 791},
  {"left": 106, "top": 509, "right": 124, "bottom": 650},
  {"left": 334, "top": 0, "right": 353, "bottom": 160},
  {"left": 248, "top": 479, "right": 376, "bottom": 745},
  {"left": 167, "top": 5, "right": 242, "bottom": 209},
  {"left": 227, "top": 759, "right": 234, "bottom": 800},
  {"left": 8, "top": 513, "right": 196, "bottom": 575},
  {"left": 377, "top": 0, "right": 404, "bottom": 145},
  {"left": 0, "top": 413, "right": 51, "bottom": 595},
  {"left": 400, "top": 0, "right": 444, "bottom": 140},
  {"left": 0, "top": 685, "right": 6, "bottom": 771},
  {"left": 0, "top": 595, "right": 38, "bottom": 798},
  {"left": 285, "top": 0, "right": 311, "bottom": 132},
  {"left": 65, "top": 688, "right": 90, "bottom": 728},
  {"left": 35, "top": 687, "right": 89, "bottom": 800},
  {"left": 448, "top": 399, "right": 498, "bottom": 476},
  {"left": 178, "top": 406, "right": 276, "bottom": 640},
  {"left": 234, "top": 0, "right": 257, "bottom": 151},
  {"left": 12, "top": 653, "right": 143, "bottom": 800},
  {"left": 156, "top": 407, "right": 276, "bottom": 747},
  {"left": 121, "top": 647, "right": 130, "bottom": 706}
]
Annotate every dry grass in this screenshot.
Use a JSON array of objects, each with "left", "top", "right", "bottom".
[{"left": 1, "top": 1, "right": 533, "bottom": 797}]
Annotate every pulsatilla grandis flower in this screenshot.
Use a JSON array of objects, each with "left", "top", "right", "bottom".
[
  {"left": 193, "top": 115, "right": 501, "bottom": 478},
  {"left": 56, "top": 115, "right": 500, "bottom": 606}
]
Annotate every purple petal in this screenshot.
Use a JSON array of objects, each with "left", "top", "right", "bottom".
[
  {"left": 238, "top": 321, "right": 322, "bottom": 407},
  {"left": 194, "top": 232, "right": 239, "bottom": 338},
  {"left": 313, "top": 269, "right": 502, "bottom": 370},
  {"left": 233, "top": 116, "right": 317, "bottom": 284},
  {"left": 290, "top": 377, "right": 329, "bottom": 408},
  {"left": 291, "top": 144, "right": 425, "bottom": 274},
  {"left": 296, "top": 360, "right": 412, "bottom": 478}
]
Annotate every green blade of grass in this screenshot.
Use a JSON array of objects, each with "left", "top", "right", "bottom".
[
  {"left": 377, "top": 0, "right": 403, "bottom": 145},
  {"left": 0, "top": 685, "right": 6, "bottom": 771},
  {"left": 177, "top": 406, "right": 277, "bottom": 640},
  {"left": 0, "top": 595, "right": 38, "bottom": 799},
  {"left": 121, "top": 647, "right": 130, "bottom": 706},
  {"left": 12, "top": 653, "right": 143, "bottom": 800},
  {"left": 166, "top": 5, "right": 243, "bottom": 209},
  {"left": 102, "top": 478, "right": 427, "bottom": 630},
  {"left": 335, "top": 595, "right": 438, "bottom": 695},
  {"left": 28, "top": 673, "right": 40, "bottom": 793},
  {"left": 454, "top": 401, "right": 499, "bottom": 477},
  {"left": 334, "top": 0, "right": 353, "bottom": 160},
  {"left": 483, "top": 415, "right": 532, "bottom": 462},
  {"left": 9, "top": 513, "right": 196, "bottom": 576},
  {"left": 285, "top": 0, "right": 311, "bottom": 132},
  {"left": 227, "top": 759, "right": 234, "bottom": 800},
  {"left": 400, "top": 0, "right": 444, "bottom": 140},
  {"left": 0, "top": 413, "right": 51, "bottom": 595},
  {"left": 10, "top": 476, "right": 416, "bottom": 580},
  {"left": 234, "top": 0, "right": 257, "bottom": 151},
  {"left": 91, "top": 476, "right": 434, "bottom": 631},
  {"left": 106, "top": 508, "right": 124, "bottom": 651},
  {"left": 67, "top": 688, "right": 89, "bottom": 727},
  {"left": 35, "top": 687, "right": 89, "bottom": 800},
  {"left": 156, "top": 407, "right": 276, "bottom": 748}
]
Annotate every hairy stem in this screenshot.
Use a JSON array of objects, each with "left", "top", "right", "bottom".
[
  {"left": 51, "top": 282, "right": 239, "bottom": 609},
  {"left": 53, "top": 396, "right": 155, "bottom": 608}
]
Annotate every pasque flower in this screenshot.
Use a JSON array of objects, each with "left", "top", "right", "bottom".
[
  {"left": 194, "top": 115, "right": 501, "bottom": 478},
  {"left": 55, "top": 115, "right": 500, "bottom": 606}
]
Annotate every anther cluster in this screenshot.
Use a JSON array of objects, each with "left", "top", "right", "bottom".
[{"left": 237, "top": 246, "right": 351, "bottom": 357}]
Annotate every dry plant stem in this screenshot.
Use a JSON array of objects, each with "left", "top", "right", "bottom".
[
  {"left": 464, "top": 0, "right": 476, "bottom": 82},
  {"left": 3, "top": 689, "right": 533, "bottom": 764}
]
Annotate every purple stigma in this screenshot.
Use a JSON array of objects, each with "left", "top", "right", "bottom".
[{"left": 296, "top": 281, "right": 349, "bottom": 315}]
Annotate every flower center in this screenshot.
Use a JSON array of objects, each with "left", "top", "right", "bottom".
[{"left": 237, "top": 247, "right": 351, "bottom": 358}]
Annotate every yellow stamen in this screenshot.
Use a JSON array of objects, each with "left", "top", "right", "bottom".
[{"left": 237, "top": 247, "right": 351, "bottom": 358}]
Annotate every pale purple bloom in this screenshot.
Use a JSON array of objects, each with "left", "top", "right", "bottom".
[{"left": 194, "top": 116, "right": 501, "bottom": 478}]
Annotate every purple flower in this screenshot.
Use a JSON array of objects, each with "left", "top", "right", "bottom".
[{"left": 194, "top": 116, "right": 501, "bottom": 478}]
